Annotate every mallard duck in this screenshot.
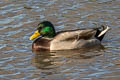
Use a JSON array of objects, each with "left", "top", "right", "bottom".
[{"left": 29, "top": 21, "right": 110, "bottom": 51}]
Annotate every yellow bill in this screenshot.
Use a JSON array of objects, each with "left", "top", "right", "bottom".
[{"left": 29, "top": 30, "right": 40, "bottom": 40}]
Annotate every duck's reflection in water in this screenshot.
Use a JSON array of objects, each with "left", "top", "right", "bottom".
[
  {"left": 32, "top": 45, "right": 104, "bottom": 70},
  {"left": 32, "top": 51, "right": 54, "bottom": 70}
]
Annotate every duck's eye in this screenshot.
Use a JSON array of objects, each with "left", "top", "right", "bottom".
[
  {"left": 37, "top": 24, "right": 44, "bottom": 32},
  {"left": 37, "top": 27, "right": 42, "bottom": 30}
]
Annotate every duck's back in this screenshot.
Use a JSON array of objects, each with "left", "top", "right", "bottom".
[{"left": 50, "top": 29, "right": 101, "bottom": 50}]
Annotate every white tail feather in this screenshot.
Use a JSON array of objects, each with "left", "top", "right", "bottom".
[{"left": 98, "top": 26, "right": 110, "bottom": 37}]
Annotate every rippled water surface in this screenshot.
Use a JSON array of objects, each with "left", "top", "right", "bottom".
[{"left": 0, "top": 0, "right": 120, "bottom": 80}]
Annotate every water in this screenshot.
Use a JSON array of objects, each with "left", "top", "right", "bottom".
[{"left": 0, "top": 0, "right": 120, "bottom": 80}]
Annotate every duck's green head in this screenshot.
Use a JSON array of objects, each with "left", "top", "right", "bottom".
[{"left": 29, "top": 21, "right": 56, "bottom": 40}]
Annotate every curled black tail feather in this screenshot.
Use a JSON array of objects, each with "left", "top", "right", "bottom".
[
  {"left": 95, "top": 29, "right": 105, "bottom": 41},
  {"left": 95, "top": 25, "right": 110, "bottom": 41}
]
